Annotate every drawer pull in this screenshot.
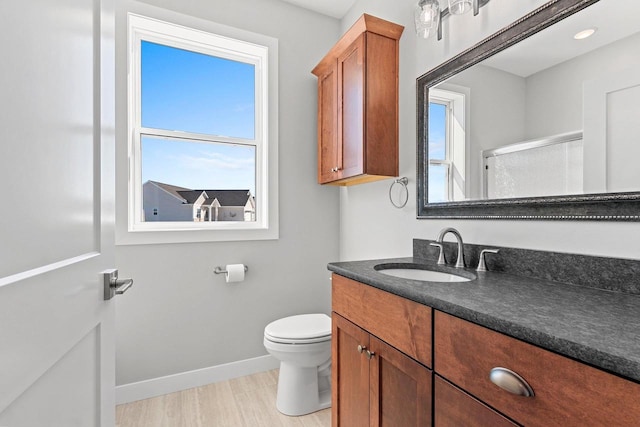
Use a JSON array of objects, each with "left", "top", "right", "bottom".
[{"left": 489, "top": 367, "right": 535, "bottom": 397}]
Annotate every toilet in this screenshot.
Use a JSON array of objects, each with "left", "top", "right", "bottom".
[{"left": 263, "top": 313, "right": 332, "bottom": 416}]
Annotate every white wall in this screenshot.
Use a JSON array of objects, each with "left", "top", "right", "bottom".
[
  {"left": 525, "top": 31, "right": 640, "bottom": 139},
  {"left": 114, "top": 0, "right": 341, "bottom": 385},
  {"left": 339, "top": 0, "right": 640, "bottom": 262}
]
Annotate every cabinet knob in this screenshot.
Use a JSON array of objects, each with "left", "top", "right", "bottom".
[
  {"left": 365, "top": 350, "right": 375, "bottom": 360},
  {"left": 489, "top": 367, "right": 535, "bottom": 397},
  {"left": 357, "top": 344, "right": 366, "bottom": 354}
]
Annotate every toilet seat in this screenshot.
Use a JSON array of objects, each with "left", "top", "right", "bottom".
[{"left": 264, "top": 314, "right": 331, "bottom": 345}]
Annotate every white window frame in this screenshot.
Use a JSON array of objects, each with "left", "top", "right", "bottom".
[
  {"left": 428, "top": 97, "right": 453, "bottom": 201},
  {"left": 120, "top": 13, "right": 278, "bottom": 244},
  {"left": 429, "top": 85, "right": 469, "bottom": 202}
]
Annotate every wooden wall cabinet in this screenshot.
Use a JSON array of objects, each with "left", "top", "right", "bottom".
[
  {"left": 331, "top": 275, "right": 432, "bottom": 426},
  {"left": 312, "top": 15, "right": 403, "bottom": 186}
]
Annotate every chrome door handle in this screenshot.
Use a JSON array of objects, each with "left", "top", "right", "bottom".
[
  {"left": 113, "top": 278, "right": 133, "bottom": 295},
  {"left": 103, "top": 269, "right": 134, "bottom": 300}
]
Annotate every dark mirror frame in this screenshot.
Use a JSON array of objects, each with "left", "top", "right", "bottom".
[{"left": 417, "top": 0, "right": 640, "bottom": 221}]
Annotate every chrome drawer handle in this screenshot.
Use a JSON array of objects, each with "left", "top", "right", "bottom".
[{"left": 489, "top": 367, "right": 535, "bottom": 397}]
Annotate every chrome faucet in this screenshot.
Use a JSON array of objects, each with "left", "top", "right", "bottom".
[{"left": 435, "top": 227, "right": 465, "bottom": 268}]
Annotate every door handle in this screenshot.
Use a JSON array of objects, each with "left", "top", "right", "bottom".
[{"left": 103, "top": 269, "right": 134, "bottom": 300}]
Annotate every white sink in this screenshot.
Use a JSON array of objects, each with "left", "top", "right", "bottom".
[{"left": 376, "top": 266, "right": 472, "bottom": 282}]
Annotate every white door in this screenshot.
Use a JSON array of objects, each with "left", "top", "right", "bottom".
[{"left": 0, "top": 0, "right": 118, "bottom": 426}]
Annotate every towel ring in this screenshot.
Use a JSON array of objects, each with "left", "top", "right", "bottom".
[{"left": 389, "top": 177, "right": 409, "bottom": 209}]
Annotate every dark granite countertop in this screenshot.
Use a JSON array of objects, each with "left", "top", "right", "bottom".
[{"left": 328, "top": 257, "right": 640, "bottom": 383}]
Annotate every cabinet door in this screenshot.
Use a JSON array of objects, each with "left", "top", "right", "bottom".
[
  {"left": 434, "top": 376, "right": 518, "bottom": 427},
  {"left": 337, "top": 34, "right": 365, "bottom": 180},
  {"left": 317, "top": 64, "right": 339, "bottom": 184},
  {"left": 369, "top": 336, "right": 432, "bottom": 427},
  {"left": 332, "top": 313, "right": 370, "bottom": 427}
]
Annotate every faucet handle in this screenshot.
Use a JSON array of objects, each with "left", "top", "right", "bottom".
[
  {"left": 477, "top": 248, "right": 500, "bottom": 272},
  {"left": 430, "top": 242, "right": 446, "bottom": 265}
]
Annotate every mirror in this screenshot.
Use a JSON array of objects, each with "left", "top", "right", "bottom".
[{"left": 417, "top": 0, "right": 640, "bottom": 220}]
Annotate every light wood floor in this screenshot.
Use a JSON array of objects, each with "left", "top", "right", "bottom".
[{"left": 116, "top": 369, "right": 331, "bottom": 427}]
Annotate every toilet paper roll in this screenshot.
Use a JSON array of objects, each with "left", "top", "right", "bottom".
[{"left": 225, "top": 264, "right": 245, "bottom": 283}]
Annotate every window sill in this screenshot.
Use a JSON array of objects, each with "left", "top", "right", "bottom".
[{"left": 115, "top": 224, "right": 279, "bottom": 245}]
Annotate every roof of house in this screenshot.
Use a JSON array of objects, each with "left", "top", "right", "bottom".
[
  {"left": 175, "top": 190, "right": 206, "bottom": 204},
  {"left": 147, "top": 181, "right": 191, "bottom": 202},
  {"left": 144, "top": 181, "right": 251, "bottom": 207},
  {"left": 182, "top": 190, "right": 252, "bottom": 207}
]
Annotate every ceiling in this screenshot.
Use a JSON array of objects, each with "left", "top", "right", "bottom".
[
  {"left": 278, "top": 0, "right": 357, "bottom": 19},
  {"left": 482, "top": 0, "right": 640, "bottom": 77}
]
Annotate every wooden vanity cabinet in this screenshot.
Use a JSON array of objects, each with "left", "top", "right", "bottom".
[
  {"left": 435, "top": 310, "right": 640, "bottom": 427},
  {"left": 332, "top": 274, "right": 640, "bottom": 426},
  {"left": 331, "top": 274, "right": 432, "bottom": 426},
  {"left": 312, "top": 15, "right": 403, "bottom": 186},
  {"left": 333, "top": 314, "right": 432, "bottom": 427},
  {"left": 434, "top": 376, "right": 518, "bottom": 427}
]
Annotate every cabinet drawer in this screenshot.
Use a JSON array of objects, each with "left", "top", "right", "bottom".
[
  {"left": 332, "top": 274, "right": 432, "bottom": 367},
  {"left": 434, "top": 376, "right": 518, "bottom": 427},
  {"left": 435, "top": 310, "right": 640, "bottom": 427}
]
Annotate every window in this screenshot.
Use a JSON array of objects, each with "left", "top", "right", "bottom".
[
  {"left": 428, "top": 101, "right": 450, "bottom": 203},
  {"left": 428, "top": 87, "right": 467, "bottom": 203},
  {"left": 125, "top": 14, "right": 278, "bottom": 243}
]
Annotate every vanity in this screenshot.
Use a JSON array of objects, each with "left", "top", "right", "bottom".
[
  {"left": 326, "top": 0, "right": 640, "bottom": 423},
  {"left": 328, "top": 238, "right": 640, "bottom": 426}
]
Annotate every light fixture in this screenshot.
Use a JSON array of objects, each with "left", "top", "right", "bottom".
[
  {"left": 574, "top": 27, "right": 597, "bottom": 40},
  {"left": 415, "top": 0, "right": 441, "bottom": 39},
  {"left": 415, "top": 0, "right": 490, "bottom": 40},
  {"left": 448, "top": 0, "right": 472, "bottom": 15}
]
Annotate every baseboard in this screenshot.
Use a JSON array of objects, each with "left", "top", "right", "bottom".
[{"left": 115, "top": 354, "right": 279, "bottom": 405}]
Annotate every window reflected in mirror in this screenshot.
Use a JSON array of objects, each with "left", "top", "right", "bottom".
[
  {"left": 428, "top": 87, "right": 467, "bottom": 203},
  {"left": 428, "top": 102, "right": 448, "bottom": 202}
]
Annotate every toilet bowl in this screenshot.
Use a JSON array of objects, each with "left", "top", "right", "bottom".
[{"left": 263, "top": 313, "right": 332, "bottom": 416}]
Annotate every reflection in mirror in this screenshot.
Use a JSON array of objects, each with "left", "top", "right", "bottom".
[
  {"left": 425, "top": 0, "right": 640, "bottom": 204},
  {"left": 428, "top": 84, "right": 469, "bottom": 202}
]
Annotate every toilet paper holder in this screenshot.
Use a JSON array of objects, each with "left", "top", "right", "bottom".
[{"left": 214, "top": 265, "right": 249, "bottom": 275}]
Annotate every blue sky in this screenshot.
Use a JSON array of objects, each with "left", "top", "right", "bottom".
[
  {"left": 142, "top": 137, "right": 256, "bottom": 193},
  {"left": 141, "top": 41, "right": 256, "bottom": 193},
  {"left": 429, "top": 102, "right": 446, "bottom": 160}
]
